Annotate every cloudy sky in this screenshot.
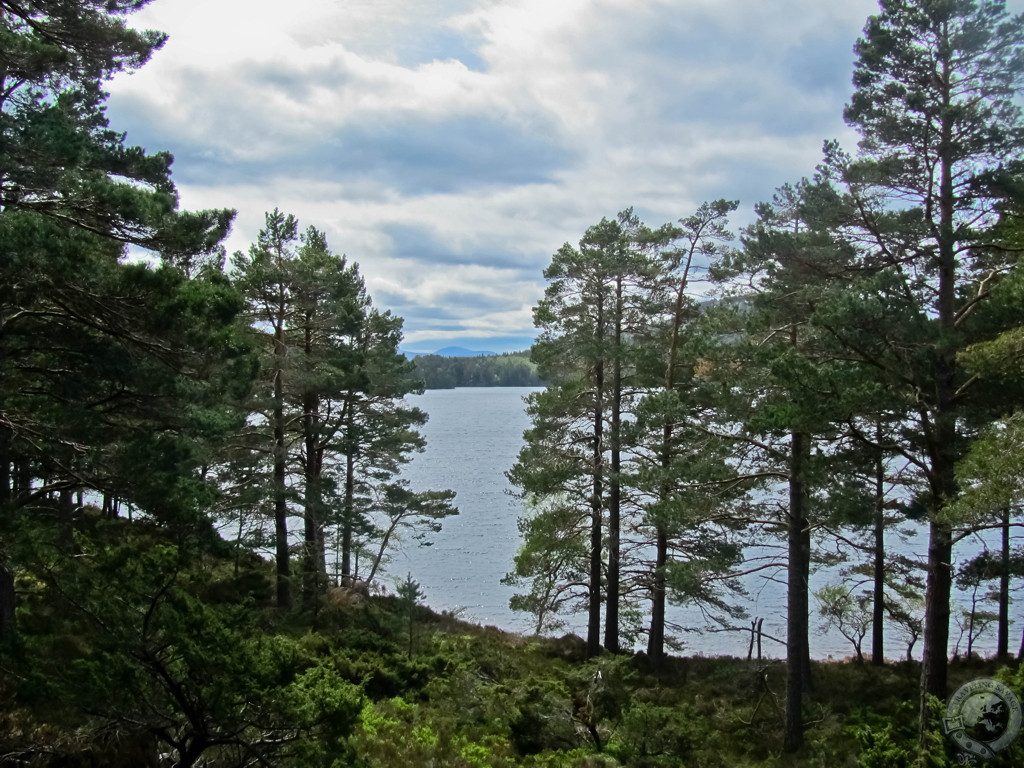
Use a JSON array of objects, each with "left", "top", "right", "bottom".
[{"left": 104, "top": 0, "right": 1019, "bottom": 353}]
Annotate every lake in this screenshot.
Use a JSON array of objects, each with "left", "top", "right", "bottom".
[{"left": 383, "top": 387, "right": 1018, "bottom": 661}]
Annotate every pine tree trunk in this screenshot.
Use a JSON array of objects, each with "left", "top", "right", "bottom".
[
  {"left": 314, "top": 509, "right": 327, "bottom": 589},
  {"left": 604, "top": 281, "right": 622, "bottom": 653},
  {"left": 102, "top": 493, "right": 118, "bottom": 518},
  {"left": 784, "top": 428, "right": 810, "bottom": 753},
  {"left": 645, "top": 422, "right": 672, "bottom": 667},
  {"left": 341, "top": 447, "right": 355, "bottom": 583},
  {"left": 14, "top": 458, "right": 29, "bottom": 499},
  {"left": 801, "top": 517, "right": 812, "bottom": 690},
  {"left": 588, "top": 349, "right": 604, "bottom": 659},
  {"left": 871, "top": 433, "right": 885, "bottom": 666},
  {"left": 0, "top": 425, "right": 10, "bottom": 502},
  {"left": 302, "top": 315, "right": 322, "bottom": 607},
  {"left": 919, "top": 518, "right": 953, "bottom": 721},
  {"left": 58, "top": 487, "right": 74, "bottom": 549},
  {"left": 272, "top": 319, "right": 292, "bottom": 610},
  {"left": 175, "top": 737, "right": 208, "bottom": 768},
  {"left": 871, "top": 504, "right": 886, "bottom": 665},
  {"left": 0, "top": 431, "right": 12, "bottom": 636},
  {"left": 646, "top": 273, "right": 691, "bottom": 666},
  {"left": 302, "top": 384, "right": 322, "bottom": 607},
  {"left": 647, "top": 520, "right": 668, "bottom": 665},
  {"left": 920, "top": 93, "right": 957, "bottom": 735},
  {"left": 997, "top": 507, "right": 1010, "bottom": 660},
  {"left": 0, "top": 563, "right": 13, "bottom": 638}
]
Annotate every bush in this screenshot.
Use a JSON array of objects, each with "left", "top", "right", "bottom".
[
  {"left": 508, "top": 679, "right": 579, "bottom": 755},
  {"left": 607, "top": 702, "right": 701, "bottom": 767},
  {"left": 350, "top": 698, "right": 520, "bottom": 768}
]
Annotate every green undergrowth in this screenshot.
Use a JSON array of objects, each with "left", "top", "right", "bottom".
[
  {"left": 279, "top": 593, "right": 1024, "bottom": 768},
  {"left": 1, "top": 528, "right": 1021, "bottom": 767}
]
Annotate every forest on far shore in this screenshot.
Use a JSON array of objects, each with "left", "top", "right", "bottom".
[{"left": 413, "top": 350, "right": 543, "bottom": 388}]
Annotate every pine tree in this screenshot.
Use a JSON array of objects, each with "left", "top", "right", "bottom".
[
  {"left": 510, "top": 213, "right": 659, "bottom": 656},
  {"left": 290, "top": 226, "right": 364, "bottom": 608},
  {"left": 231, "top": 209, "right": 301, "bottom": 608},
  {"left": 512, "top": 247, "right": 607, "bottom": 654},
  {"left": 1, "top": 0, "right": 242, "bottom": 632},
  {"left": 834, "top": 0, "right": 1024, "bottom": 730},
  {"left": 713, "top": 179, "right": 861, "bottom": 750},
  {"left": 332, "top": 303, "right": 448, "bottom": 589},
  {"left": 638, "top": 199, "right": 740, "bottom": 666}
]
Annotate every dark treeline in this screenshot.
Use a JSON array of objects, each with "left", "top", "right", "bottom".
[{"left": 414, "top": 350, "right": 543, "bottom": 389}]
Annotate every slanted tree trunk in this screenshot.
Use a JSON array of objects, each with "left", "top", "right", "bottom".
[
  {"left": 647, "top": 242, "right": 698, "bottom": 666},
  {"left": 646, "top": 380, "right": 675, "bottom": 664},
  {"left": 965, "top": 582, "right": 980, "bottom": 659}
]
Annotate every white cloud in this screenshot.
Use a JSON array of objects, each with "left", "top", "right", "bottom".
[{"left": 107, "top": 0, "right": 1020, "bottom": 351}]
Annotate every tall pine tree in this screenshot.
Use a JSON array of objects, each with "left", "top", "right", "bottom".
[{"left": 832, "top": 0, "right": 1024, "bottom": 731}]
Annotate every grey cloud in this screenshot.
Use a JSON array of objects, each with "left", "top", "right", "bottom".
[
  {"left": 576, "top": 5, "right": 864, "bottom": 138},
  {"left": 382, "top": 222, "right": 544, "bottom": 273},
  {"left": 377, "top": 284, "right": 526, "bottom": 318},
  {"left": 324, "top": 117, "right": 571, "bottom": 194},
  {"left": 783, "top": 28, "right": 860, "bottom": 95},
  {"left": 392, "top": 26, "right": 487, "bottom": 71},
  {"left": 239, "top": 60, "right": 354, "bottom": 101},
  {"left": 378, "top": 295, "right": 495, "bottom": 322},
  {"left": 298, "top": 1, "right": 485, "bottom": 71},
  {"left": 109, "top": 92, "right": 573, "bottom": 195}
]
